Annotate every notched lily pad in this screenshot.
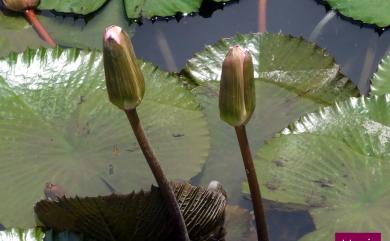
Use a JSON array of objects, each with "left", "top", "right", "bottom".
[
  {"left": 37, "top": 0, "right": 107, "bottom": 15},
  {"left": 0, "top": 47, "right": 209, "bottom": 228},
  {"left": 35, "top": 182, "right": 227, "bottom": 241},
  {"left": 250, "top": 94, "right": 390, "bottom": 240},
  {"left": 371, "top": 51, "right": 390, "bottom": 95},
  {"left": 322, "top": 0, "right": 390, "bottom": 27},
  {"left": 183, "top": 32, "right": 358, "bottom": 202}
]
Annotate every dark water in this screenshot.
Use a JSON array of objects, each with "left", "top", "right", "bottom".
[
  {"left": 131, "top": 0, "right": 389, "bottom": 240},
  {"left": 132, "top": 0, "right": 390, "bottom": 94}
]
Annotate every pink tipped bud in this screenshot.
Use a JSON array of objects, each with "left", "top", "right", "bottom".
[{"left": 219, "top": 45, "right": 255, "bottom": 126}]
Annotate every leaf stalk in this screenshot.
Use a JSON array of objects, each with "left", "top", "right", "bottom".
[
  {"left": 235, "top": 125, "right": 269, "bottom": 241},
  {"left": 24, "top": 9, "right": 56, "bottom": 47},
  {"left": 125, "top": 108, "right": 190, "bottom": 241}
]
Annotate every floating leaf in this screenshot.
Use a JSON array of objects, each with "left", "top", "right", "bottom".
[
  {"left": 37, "top": 0, "right": 107, "bottom": 15},
  {"left": 322, "top": 0, "right": 390, "bottom": 27},
  {"left": 0, "top": 228, "right": 44, "bottom": 241},
  {"left": 38, "top": 0, "right": 135, "bottom": 50},
  {"left": 35, "top": 182, "right": 226, "bottom": 241},
  {"left": 183, "top": 32, "right": 359, "bottom": 202},
  {"left": 0, "top": 48, "right": 209, "bottom": 228},
  {"left": 248, "top": 95, "right": 390, "bottom": 240},
  {"left": 0, "top": 228, "right": 93, "bottom": 241},
  {"left": 0, "top": 12, "right": 48, "bottom": 58},
  {"left": 124, "top": 0, "right": 230, "bottom": 19},
  {"left": 370, "top": 51, "right": 390, "bottom": 95}
]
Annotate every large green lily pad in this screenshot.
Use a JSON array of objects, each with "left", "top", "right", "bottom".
[
  {"left": 0, "top": 48, "right": 209, "bottom": 228},
  {"left": 183, "top": 33, "right": 359, "bottom": 202},
  {"left": 371, "top": 51, "right": 390, "bottom": 95},
  {"left": 248, "top": 95, "right": 390, "bottom": 240},
  {"left": 323, "top": 0, "right": 390, "bottom": 27}
]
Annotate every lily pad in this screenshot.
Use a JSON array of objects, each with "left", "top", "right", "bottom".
[
  {"left": 322, "top": 0, "right": 390, "bottom": 27},
  {"left": 124, "top": 0, "right": 230, "bottom": 19},
  {"left": 0, "top": 228, "right": 91, "bottom": 241},
  {"left": 35, "top": 182, "right": 226, "bottom": 241},
  {"left": 0, "top": 0, "right": 134, "bottom": 55},
  {"left": 370, "top": 51, "right": 390, "bottom": 95},
  {"left": 0, "top": 228, "right": 44, "bottom": 241},
  {"left": 37, "top": 0, "right": 107, "bottom": 15},
  {"left": 0, "top": 12, "right": 48, "bottom": 58},
  {"left": 249, "top": 95, "right": 390, "bottom": 240},
  {"left": 183, "top": 32, "right": 359, "bottom": 202},
  {"left": 0, "top": 48, "right": 209, "bottom": 228}
]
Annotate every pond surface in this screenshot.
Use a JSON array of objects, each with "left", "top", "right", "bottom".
[{"left": 131, "top": 0, "right": 389, "bottom": 240}]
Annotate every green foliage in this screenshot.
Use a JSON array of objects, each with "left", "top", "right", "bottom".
[
  {"left": 371, "top": 51, "right": 390, "bottom": 95},
  {"left": 324, "top": 0, "right": 390, "bottom": 27},
  {"left": 248, "top": 95, "right": 390, "bottom": 240},
  {"left": 0, "top": 48, "right": 209, "bottom": 227},
  {"left": 183, "top": 32, "right": 359, "bottom": 202}
]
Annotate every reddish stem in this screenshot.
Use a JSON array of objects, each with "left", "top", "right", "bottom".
[
  {"left": 235, "top": 125, "right": 269, "bottom": 241},
  {"left": 24, "top": 9, "right": 56, "bottom": 48}
]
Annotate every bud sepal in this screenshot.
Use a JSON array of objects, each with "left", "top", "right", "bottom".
[
  {"left": 103, "top": 25, "right": 145, "bottom": 111},
  {"left": 219, "top": 45, "right": 255, "bottom": 127}
]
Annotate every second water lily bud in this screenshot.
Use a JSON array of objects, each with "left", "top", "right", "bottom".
[
  {"left": 2, "top": 0, "right": 39, "bottom": 11},
  {"left": 219, "top": 45, "right": 255, "bottom": 126},
  {"left": 103, "top": 25, "right": 145, "bottom": 111}
]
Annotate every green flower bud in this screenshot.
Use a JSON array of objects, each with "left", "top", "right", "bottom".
[
  {"left": 103, "top": 25, "right": 145, "bottom": 111},
  {"left": 2, "top": 0, "right": 39, "bottom": 11},
  {"left": 219, "top": 45, "right": 255, "bottom": 126}
]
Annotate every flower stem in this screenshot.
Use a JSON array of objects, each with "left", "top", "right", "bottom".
[
  {"left": 24, "top": 9, "right": 56, "bottom": 48},
  {"left": 235, "top": 125, "right": 269, "bottom": 241},
  {"left": 125, "top": 109, "right": 190, "bottom": 241}
]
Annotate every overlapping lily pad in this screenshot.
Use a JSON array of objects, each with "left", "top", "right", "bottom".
[
  {"left": 124, "top": 0, "right": 230, "bottom": 19},
  {"left": 371, "top": 51, "right": 390, "bottom": 95},
  {"left": 35, "top": 182, "right": 226, "bottom": 241},
  {"left": 37, "top": 0, "right": 107, "bottom": 15},
  {"left": 0, "top": 12, "right": 48, "bottom": 58},
  {"left": 323, "top": 0, "right": 390, "bottom": 27},
  {"left": 249, "top": 95, "right": 390, "bottom": 240},
  {"left": 37, "top": 0, "right": 231, "bottom": 18},
  {"left": 0, "top": 48, "right": 209, "bottom": 228},
  {"left": 183, "top": 32, "right": 359, "bottom": 202}
]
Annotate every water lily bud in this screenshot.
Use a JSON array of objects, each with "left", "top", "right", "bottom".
[
  {"left": 103, "top": 25, "right": 145, "bottom": 110},
  {"left": 2, "top": 0, "right": 39, "bottom": 11},
  {"left": 219, "top": 45, "right": 255, "bottom": 126}
]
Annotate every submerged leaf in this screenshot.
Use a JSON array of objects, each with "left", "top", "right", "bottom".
[
  {"left": 0, "top": 48, "right": 209, "bottom": 227},
  {"left": 249, "top": 95, "right": 390, "bottom": 240},
  {"left": 183, "top": 32, "right": 358, "bottom": 202},
  {"left": 35, "top": 182, "right": 227, "bottom": 241}
]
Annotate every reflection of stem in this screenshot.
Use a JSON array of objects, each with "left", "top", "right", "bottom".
[
  {"left": 125, "top": 109, "right": 190, "bottom": 241},
  {"left": 258, "top": 0, "right": 267, "bottom": 32},
  {"left": 309, "top": 10, "right": 336, "bottom": 42},
  {"left": 235, "top": 125, "right": 268, "bottom": 241},
  {"left": 24, "top": 9, "right": 56, "bottom": 47}
]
